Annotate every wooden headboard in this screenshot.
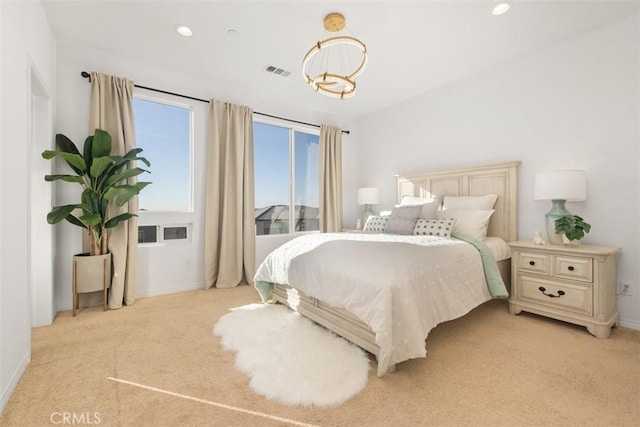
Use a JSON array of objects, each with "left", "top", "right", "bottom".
[{"left": 395, "top": 161, "right": 521, "bottom": 242}]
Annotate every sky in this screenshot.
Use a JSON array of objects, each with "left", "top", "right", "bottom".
[
  {"left": 133, "top": 98, "right": 191, "bottom": 212},
  {"left": 254, "top": 122, "right": 319, "bottom": 210}
]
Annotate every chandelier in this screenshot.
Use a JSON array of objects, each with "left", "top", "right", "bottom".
[{"left": 302, "top": 13, "right": 368, "bottom": 99}]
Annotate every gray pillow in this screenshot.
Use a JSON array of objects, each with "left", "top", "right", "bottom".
[{"left": 385, "top": 205, "right": 422, "bottom": 235}]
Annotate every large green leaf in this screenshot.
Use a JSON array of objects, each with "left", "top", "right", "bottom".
[
  {"left": 44, "top": 174, "right": 85, "bottom": 184},
  {"left": 81, "top": 189, "right": 100, "bottom": 215},
  {"left": 92, "top": 129, "right": 112, "bottom": 158},
  {"left": 105, "top": 212, "right": 137, "bottom": 229},
  {"left": 83, "top": 136, "right": 94, "bottom": 173},
  {"left": 79, "top": 213, "right": 101, "bottom": 227},
  {"left": 41, "top": 150, "right": 86, "bottom": 174},
  {"left": 54, "top": 134, "right": 84, "bottom": 177},
  {"left": 59, "top": 152, "right": 86, "bottom": 173},
  {"left": 55, "top": 134, "right": 81, "bottom": 155},
  {"left": 106, "top": 167, "right": 149, "bottom": 186},
  {"left": 136, "top": 182, "right": 151, "bottom": 192},
  {"left": 103, "top": 185, "right": 138, "bottom": 207},
  {"left": 107, "top": 156, "right": 130, "bottom": 172},
  {"left": 42, "top": 150, "right": 58, "bottom": 160},
  {"left": 47, "top": 204, "right": 79, "bottom": 224},
  {"left": 90, "top": 156, "right": 114, "bottom": 180},
  {"left": 123, "top": 149, "right": 151, "bottom": 167},
  {"left": 64, "top": 213, "right": 86, "bottom": 229}
]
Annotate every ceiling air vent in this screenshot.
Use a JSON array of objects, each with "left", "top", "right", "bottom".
[{"left": 264, "top": 65, "right": 291, "bottom": 77}]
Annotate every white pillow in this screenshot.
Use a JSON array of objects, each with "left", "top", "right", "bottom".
[
  {"left": 399, "top": 196, "right": 439, "bottom": 219},
  {"left": 363, "top": 215, "right": 389, "bottom": 233},
  {"left": 442, "top": 194, "right": 498, "bottom": 210},
  {"left": 437, "top": 209, "right": 495, "bottom": 240},
  {"left": 413, "top": 218, "right": 456, "bottom": 239}
]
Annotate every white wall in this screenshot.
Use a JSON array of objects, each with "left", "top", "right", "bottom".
[
  {"left": 350, "top": 16, "right": 639, "bottom": 328},
  {"left": 0, "top": 0, "right": 56, "bottom": 414},
  {"left": 54, "top": 43, "right": 353, "bottom": 308}
]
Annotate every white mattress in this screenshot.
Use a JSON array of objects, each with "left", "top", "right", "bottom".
[{"left": 484, "top": 237, "right": 511, "bottom": 262}]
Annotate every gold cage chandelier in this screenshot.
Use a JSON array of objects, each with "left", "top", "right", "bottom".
[{"left": 302, "top": 13, "right": 368, "bottom": 99}]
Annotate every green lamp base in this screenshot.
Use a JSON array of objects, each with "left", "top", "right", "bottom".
[
  {"left": 545, "top": 199, "right": 572, "bottom": 244},
  {"left": 361, "top": 204, "right": 375, "bottom": 227}
]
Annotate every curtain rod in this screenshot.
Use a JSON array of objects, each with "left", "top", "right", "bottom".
[{"left": 80, "top": 71, "right": 350, "bottom": 135}]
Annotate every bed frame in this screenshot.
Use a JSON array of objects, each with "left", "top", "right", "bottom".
[{"left": 272, "top": 161, "right": 521, "bottom": 375}]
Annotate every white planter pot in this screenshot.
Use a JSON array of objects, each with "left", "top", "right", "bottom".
[{"left": 72, "top": 253, "right": 111, "bottom": 316}]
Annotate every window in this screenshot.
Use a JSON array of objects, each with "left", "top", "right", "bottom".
[
  {"left": 133, "top": 97, "right": 192, "bottom": 212},
  {"left": 254, "top": 121, "right": 319, "bottom": 236}
]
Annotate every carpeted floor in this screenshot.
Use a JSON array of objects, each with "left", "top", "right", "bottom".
[{"left": 1, "top": 285, "right": 638, "bottom": 427}]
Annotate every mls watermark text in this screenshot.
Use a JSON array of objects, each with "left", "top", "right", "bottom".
[{"left": 50, "top": 412, "right": 102, "bottom": 425}]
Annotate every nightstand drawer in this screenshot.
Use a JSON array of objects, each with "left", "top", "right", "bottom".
[
  {"left": 519, "top": 276, "right": 592, "bottom": 316},
  {"left": 553, "top": 256, "right": 593, "bottom": 283},
  {"left": 518, "top": 252, "right": 550, "bottom": 275}
]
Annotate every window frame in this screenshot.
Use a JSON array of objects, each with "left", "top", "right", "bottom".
[
  {"left": 253, "top": 117, "right": 320, "bottom": 237},
  {"left": 133, "top": 93, "right": 195, "bottom": 214}
]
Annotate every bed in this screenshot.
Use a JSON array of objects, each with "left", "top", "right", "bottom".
[{"left": 255, "top": 161, "right": 520, "bottom": 376}]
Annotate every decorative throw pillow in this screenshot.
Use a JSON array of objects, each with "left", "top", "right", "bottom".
[
  {"left": 399, "top": 196, "right": 439, "bottom": 219},
  {"left": 363, "top": 215, "right": 389, "bottom": 233},
  {"left": 384, "top": 205, "right": 422, "bottom": 235},
  {"left": 442, "top": 194, "right": 498, "bottom": 210},
  {"left": 413, "top": 218, "right": 456, "bottom": 238},
  {"left": 437, "top": 209, "right": 495, "bottom": 240}
]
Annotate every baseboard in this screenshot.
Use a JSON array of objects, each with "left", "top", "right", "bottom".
[
  {"left": 619, "top": 317, "right": 640, "bottom": 330},
  {"left": 56, "top": 282, "right": 205, "bottom": 311},
  {"left": 0, "top": 351, "right": 30, "bottom": 415}
]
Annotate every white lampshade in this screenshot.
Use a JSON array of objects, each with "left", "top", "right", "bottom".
[
  {"left": 357, "top": 187, "right": 380, "bottom": 205},
  {"left": 534, "top": 170, "right": 586, "bottom": 201}
]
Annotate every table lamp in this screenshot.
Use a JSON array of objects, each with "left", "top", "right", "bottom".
[
  {"left": 357, "top": 187, "right": 380, "bottom": 227},
  {"left": 534, "top": 170, "right": 586, "bottom": 244}
]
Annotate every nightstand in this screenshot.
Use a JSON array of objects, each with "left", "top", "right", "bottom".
[{"left": 508, "top": 241, "right": 619, "bottom": 338}]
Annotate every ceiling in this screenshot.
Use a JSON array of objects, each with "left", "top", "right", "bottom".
[{"left": 42, "top": 1, "right": 639, "bottom": 120}]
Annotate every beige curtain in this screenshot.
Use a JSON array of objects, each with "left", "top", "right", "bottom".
[
  {"left": 319, "top": 125, "right": 343, "bottom": 232},
  {"left": 204, "top": 100, "right": 255, "bottom": 288},
  {"left": 89, "top": 72, "right": 138, "bottom": 309}
]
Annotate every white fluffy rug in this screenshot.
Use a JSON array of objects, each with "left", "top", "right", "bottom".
[{"left": 212, "top": 303, "right": 370, "bottom": 408}]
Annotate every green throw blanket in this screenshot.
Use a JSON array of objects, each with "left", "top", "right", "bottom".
[{"left": 452, "top": 232, "right": 509, "bottom": 298}]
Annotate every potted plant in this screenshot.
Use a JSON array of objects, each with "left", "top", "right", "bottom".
[
  {"left": 42, "top": 129, "right": 150, "bottom": 314},
  {"left": 554, "top": 214, "right": 591, "bottom": 246}
]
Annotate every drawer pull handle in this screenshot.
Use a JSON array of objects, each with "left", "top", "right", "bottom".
[
  {"left": 538, "top": 287, "right": 565, "bottom": 298},
  {"left": 568, "top": 266, "right": 575, "bottom": 271},
  {"left": 529, "top": 261, "right": 535, "bottom": 266}
]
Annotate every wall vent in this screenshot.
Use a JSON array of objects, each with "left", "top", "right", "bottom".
[
  {"left": 138, "top": 225, "right": 158, "bottom": 244},
  {"left": 264, "top": 65, "right": 291, "bottom": 77},
  {"left": 164, "top": 226, "right": 188, "bottom": 241}
]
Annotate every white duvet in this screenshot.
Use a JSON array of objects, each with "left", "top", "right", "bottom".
[{"left": 254, "top": 232, "right": 494, "bottom": 375}]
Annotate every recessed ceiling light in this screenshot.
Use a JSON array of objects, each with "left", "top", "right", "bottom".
[
  {"left": 492, "top": 3, "right": 511, "bottom": 15},
  {"left": 226, "top": 29, "right": 238, "bottom": 37},
  {"left": 176, "top": 25, "right": 193, "bottom": 37}
]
